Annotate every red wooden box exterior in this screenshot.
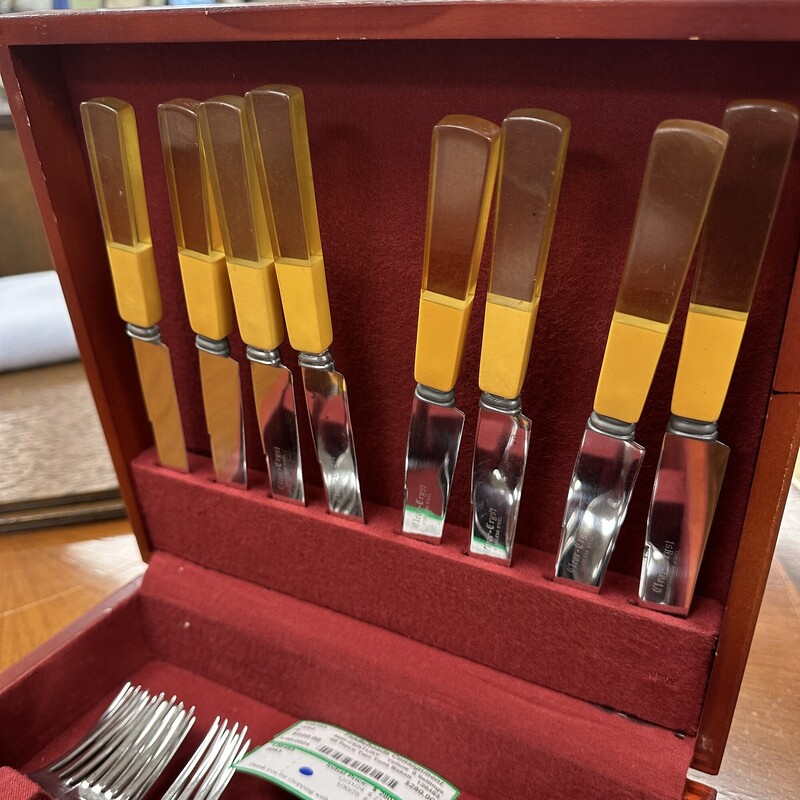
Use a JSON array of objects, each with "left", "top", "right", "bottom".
[{"left": 2, "top": 1, "right": 800, "bottom": 790}]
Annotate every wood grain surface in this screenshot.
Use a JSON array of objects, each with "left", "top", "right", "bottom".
[{"left": 4, "top": 2, "right": 800, "bottom": 46}]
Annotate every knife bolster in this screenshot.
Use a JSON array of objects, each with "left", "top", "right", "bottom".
[
  {"left": 178, "top": 250, "right": 234, "bottom": 340},
  {"left": 593, "top": 312, "right": 669, "bottom": 424},
  {"left": 479, "top": 294, "right": 538, "bottom": 399},
  {"left": 414, "top": 290, "right": 473, "bottom": 392},
  {"left": 670, "top": 304, "right": 748, "bottom": 423},
  {"left": 227, "top": 257, "right": 284, "bottom": 351},
  {"left": 275, "top": 255, "right": 333, "bottom": 355},
  {"left": 107, "top": 242, "right": 162, "bottom": 328}
]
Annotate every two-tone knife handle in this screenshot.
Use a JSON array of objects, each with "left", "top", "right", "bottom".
[
  {"left": 246, "top": 86, "right": 332, "bottom": 356},
  {"left": 198, "top": 96, "right": 284, "bottom": 352},
  {"left": 479, "top": 110, "right": 570, "bottom": 400},
  {"left": 81, "top": 98, "right": 163, "bottom": 329},
  {"left": 671, "top": 100, "right": 798, "bottom": 424},
  {"left": 416, "top": 115, "right": 501, "bottom": 393},
  {"left": 593, "top": 120, "right": 729, "bottom": 425},
  {"left": 158, "top": 99, "right": 234, "bottom": 342}
]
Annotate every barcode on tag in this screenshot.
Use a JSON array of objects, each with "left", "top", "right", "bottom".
[
  {"left": 318, "top": 744, "right": 401, "bottom": 789},
  {"left": 235, "top": 720, "right": 459, "bottom": 800}
]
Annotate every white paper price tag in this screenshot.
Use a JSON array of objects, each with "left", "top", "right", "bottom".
[{"left": 234, "top": 721, "right": 459, "bottom": 800}]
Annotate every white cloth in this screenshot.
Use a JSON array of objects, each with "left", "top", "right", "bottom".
[{"left": 0, "top": 271, "right": 79, "bottom": 372}]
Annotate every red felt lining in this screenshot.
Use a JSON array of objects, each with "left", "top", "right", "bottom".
[
  {"left": 56, "top": 38, "right": 800, "bottom": 606},
  {"left": 1, "top": 554, "right": 697, "bottom": 800},
  {"left": 132, "top": 448, "right": 721, "bottom": 734}
]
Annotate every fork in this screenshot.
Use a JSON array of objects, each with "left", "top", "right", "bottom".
[
  {"left": 29, "top": 682, "right": 195, "bottom": 800},
  {"left": 161, "top": 717, "right": 250, "bottom": 800}
]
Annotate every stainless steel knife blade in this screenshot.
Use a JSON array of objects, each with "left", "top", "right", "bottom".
[
  {"left": 246, "top": 86, "right": 361, "bottom": 518},
  {"left": 198, "top": 95, "right": 304, "bottom": 499},
  {"left": 299, "top": 352, "right": 363, "bottom": 518},
  {"left": 639, "top": 423, "right": 729, "bottom": 613},
  {"left": 469, "top": 109, "right": 569, "bottom": 563},
  {"left": 159, "top": 98, "right": 247, "bottom": 489},
  {"left": 470, "top": 396, "right": 531, "bottom": 563},
  {"left": 555, "top": 417, "right": 644, "bottom": 586},
  {"left": 640, "top": 100, "right": 798, "bottom": 614},
  {"left": 197, "top": 338, "right": 247, "bottom": 487},
  {"left": 129, "top": 329, "right": 188, "bottom": 472},
  {"left": 403, "top": 386, "right": 465, "bottom": 540},
  {"left": 249, "top": 347, "right": 305, "bottom": 505},
  {"left": 82, "top": 98, "right": 189, "bottom": 474},
  {"left": 402, "top": 115, "right": 501, "bottom": 540},
  {"left": 554, "top": 120, "right": 728, "bottom": 590}
]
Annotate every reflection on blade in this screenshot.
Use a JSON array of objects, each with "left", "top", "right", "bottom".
[
  {"left": 301, "top": 366, "right": 363, "bottom": 519},
  {"left": 470, "top": 404, "right": 531, "bottom": 564},
  {"left": 555, "top": 425, "right": 644, "bottom": 589},
  {"left": 639, "top": 432, "right": 729, "bottom": 615},
  {"left": 402, "top": 391, "right": 465, "bottom": 540},
  {"left": 198, "top": 349, "right": 247, "bottom": 487},
  {"left": 251, "top": 360, "right": 304, "bottom": 504},
  {"left": 131, "top": 337, "right": 189, "bottom": 472}
]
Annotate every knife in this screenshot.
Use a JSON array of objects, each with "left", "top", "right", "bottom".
[
  {"left": 470, "top": 109, "right": 570, "bottom": 564},
  {"left": 245, "top": 85, "right": 361, "bottom": 518},
  {"left": 199, "top": 96, "right": 305, "bottom": 503},
  {"left": 158, "top": 99, "right": 247, "bottom": 489},
  {"left": 80, "top": 98, "right": 189, "bottom": 473},
  {"left": 554, "top": 120, "right": 728, "bottom": 589},
  {"left": 639, "top": 100, "right": 798, "bottom": 615},
  {"left": 402, "top": 115, "right": 501, "bottom": 541}
]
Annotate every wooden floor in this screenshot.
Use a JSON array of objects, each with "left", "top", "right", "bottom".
[{"left": 1, "top": 497, "right": 798, "bottom": 799}]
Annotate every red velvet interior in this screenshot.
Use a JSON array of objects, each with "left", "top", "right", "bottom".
[
  {"left": 0, "top": 554, "right": 697, "bottom": 800},
  {"left": 7, "top": 34, "right": 800, "bottom": 800},
  {"left": 132, "top": 448, "right": 721, "bottom": 733},
  {"left": 56, "top": 38, "right": 800, "bottom": 603}
]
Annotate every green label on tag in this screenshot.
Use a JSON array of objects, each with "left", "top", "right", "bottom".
[{"left": 235, "top": 720, "right": 459, "bottom": 800}]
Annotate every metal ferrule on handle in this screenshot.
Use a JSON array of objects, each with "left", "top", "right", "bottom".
[
  {"left": 640, "top": 99, "right": 798, "bottom": 616},
  {"left": 82, "top": 97, "right": 189, "bottom": 473}
]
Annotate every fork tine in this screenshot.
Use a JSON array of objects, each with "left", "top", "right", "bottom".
[
  {"left": 63, "top": 692, "right": 166, "bottom": 785},
  {"left": 173, "top": 722, "right": 234, "bottom": 800},
  {"left": 163, "top": 719, "right": 251, "bottom": 800},
  {"left": 194, "top": 728, "right": 249, "bottom": 800},
  {"left": 161, "top": 717, "right": 222, "bottom": 800},
  {"left": 120, "top": 705, "right": 196, "bottom": 800},
  {"left": 47, "top": 683, "right": 141, "bottom": 772},
  {"left": 57, "top": 688, "right": 154, "bottom": 781},
  {"left": 97, "top": 697, "right": 182, "bottom": 791}
]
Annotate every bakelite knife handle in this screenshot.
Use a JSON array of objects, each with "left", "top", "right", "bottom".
[
  {"left": 415, "top": 115, "right": 501, "bottom": 392},
  {"left": 246, "top": 86, "right": 333, "bottom": 355},
  {"left": 81, "top": 98, "right": 163, "bottom": 329},
  {"left": 158, "top": 100, "right": 234, "bottom": 342},
  {"left": 479, "top": 109, "right": 570, "bottom": 399},
  {"left": 198, "top": 96, "right": 284, "bottom": 352},
  {"left": 593, "top": 120, "right": 728, "bottom": 425},
  {"left": 671, "top": 100, "right": 798, "bottom": 423}
]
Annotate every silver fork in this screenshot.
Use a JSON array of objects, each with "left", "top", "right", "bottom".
[
  {"left": 161, "top": 717, "right": 250, "bottom": 800},
  {"left": 30, "top": 682, "right": 196, "bottom": 800}
]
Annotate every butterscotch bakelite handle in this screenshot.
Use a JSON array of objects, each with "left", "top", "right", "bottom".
[
  {"left": 593, "top": 120, "right": 729, "bottom": 425},
  {"left": 158, "top": 99, "right": 234, "bottom": 342},
  {"left": 479, "top": 109, "right": 570, "bottom": 400},
  {"left": 198, "top": 96, "right": 284, "bottom": 352},
  {"left": 671, "top": 100, "right": 798, "bottom": 423},
  {"left": 81, "top": 98, "right": 163, "bottom": 329},
  {"left": 246, "top": 85, "right": 333, "bottom": 355},
  {"left": 414, "top": 115, "right": 501, "bottom": 392}
]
